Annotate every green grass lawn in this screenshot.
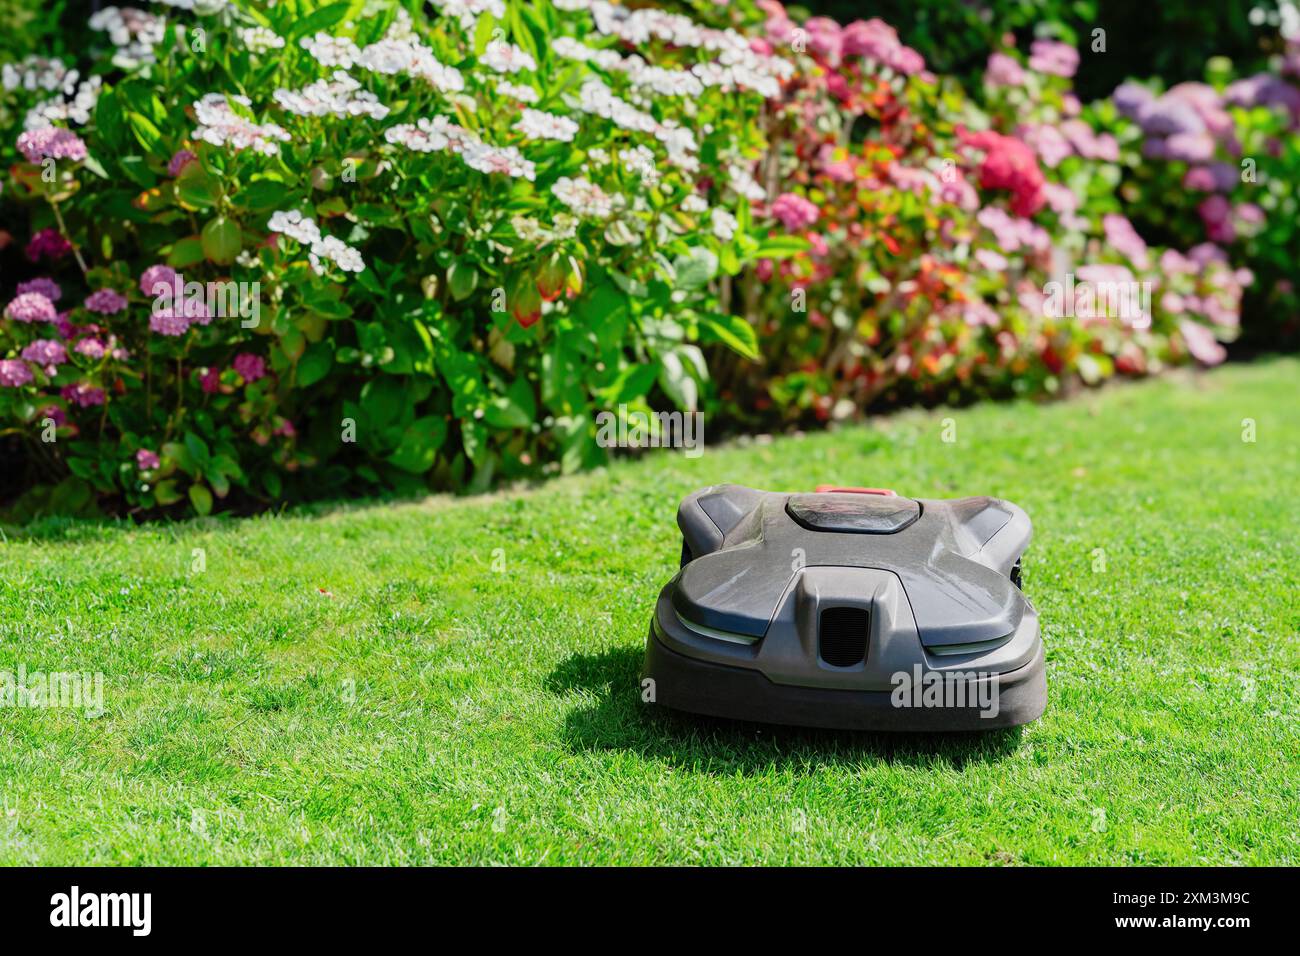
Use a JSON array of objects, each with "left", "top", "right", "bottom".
[{"left": 1, "top": 358, "right": 1297, "bottom": 865}]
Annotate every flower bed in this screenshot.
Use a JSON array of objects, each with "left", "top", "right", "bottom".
[{"left": 0, "top": 0, "right": 1272, "bottom": 517}]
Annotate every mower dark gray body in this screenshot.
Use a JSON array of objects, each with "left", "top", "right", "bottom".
[{"left": 642, "top": 484, "right": 1046, "bottom": 730}]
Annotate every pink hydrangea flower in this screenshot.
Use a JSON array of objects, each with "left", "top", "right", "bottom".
[
  {"left": 199, "top": 366, "right": 222, "bottom": 393},
  {"left": 233, "top": 353, "right": 267, "bottom": 382},
  {"left": 771, "top": 192, "right": 820, "bottom": 231},
  {"left": 75, "top": 337, "right": 107, "bottom": 359},
  {"left": 84, "top": 289, "right": 129, "bottom": 315},
  {"left": 139, "top": 264, "right": 178, "bottom": 297},
  {"left": 16, "top": 277, "right": 62, "bottom": 302},
  {"left": 136, "top": 449, "right": 160, "bottom": 470},
  {"left": 61, "top": 382, "right": 106, "bottom": 407},
  {"left": 1179, "top": 319, "right": 1226, "bottom": 366},
  {"left": 0, "top": 359, "right": 34, "bottom": 388},
  {"left": 168, "top": 149, "right": 197, "bottom": 177},
  {"left": 1027, "top": 39, "right": 1078, "bottom": 78},
  {"left": 840, "top": 18, "right": 925, "bottom": 74},
  {"left": 1102, "top": 214, "right": 1151, "bottom": 270},
  {"left": 20, "top": 339, "right": 67, "bottom": 369},
  {"left": 25, "top": 228, "right": 72, "bottom": 262},
  {"left": 16, "top": 127, "right": 88, "bottom": 163},
  {"left": 4, "top": 291, "right": 58, "bottom": 323},
  {"left": 985, "top": 52, "right": 1025, "bottom": 88},
  {"left": 959, "top": 128, "right": 1046, "bottom": 217}
]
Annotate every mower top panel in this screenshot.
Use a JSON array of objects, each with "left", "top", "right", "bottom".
[{"left": 673, "top": 484, "right": 1031, "bottom": 648}]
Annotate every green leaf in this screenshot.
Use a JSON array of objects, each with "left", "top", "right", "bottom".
[
  {"left": 127, "top": 112, "right": 164, "bottom": 155},
  {"left": 700, "top": 312, "right": 760, "bottom": 361},
  {"left": 673, "top": 247, "right": 719, "bottom": 291},
  {"left": 153, "top": 479, "right": 183, "bottom": 506},
  {"left": 201, "top": 216, "right": 242, "bottom": 265},
  {"left": 754, "top": 235, "right": 811, "bottom": 259},
  {"left": 297, "top": 341, "right": 334, "bottom": 387},
  {"left": 448, "top": 261, "right": 478, "bottom": 301},
  {"left": 188, "top": 483, "right": 214, "bottom": 516},
  {"left": 287, "top": 1, "right": 353, "bottom": 40},
  {"left": 183, "top": 432, "right": 211, "bottom": 470},
  {"left": 167, "top": 236, "right": 206, "bottom": 269},
  {"left": 360, "top": 376, "right": 405, "bottom": 428},
  {"left": 176, "top": 165, "right": 221, "bottom": 209},
  {"left": 387, "top": 415, "right": 448, "bottom": 473}
]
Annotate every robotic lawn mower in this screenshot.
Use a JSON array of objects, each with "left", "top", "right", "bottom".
[{"left": 643, "top": 484, "right": 1046, "bottom": 731}]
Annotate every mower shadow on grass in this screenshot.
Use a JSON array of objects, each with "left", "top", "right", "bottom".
[{"left": 546, "top": 646, "right": 1024, "bottom": 774}]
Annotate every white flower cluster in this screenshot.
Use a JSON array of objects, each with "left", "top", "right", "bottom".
[
  {"left": 274, "top": 71, "right": 390, "bottom": 120},
  {"left": 153, "top": 0, "right": 230, "bottom": 11},
  {"left": 430, "top": 0, "right": 506, "bottom": 31},
  {"left": 618, "top": 145, "right": 659, "bottom": 186},
  {"left": 511, "top": 213, "right": 579, "bottom": 244},
  {"left": 552, "top": 176, "right": 616, "bottom": 219},
  {"left": 355, "top": 36, "right": 465, "bottom": 94},
  {"left": 496, "top": 80, "right": 539, "bottom": 104},
  {"left": 710, "top": 207, "right": 738, "bottom": 241},
  {"left": 2, "top": 56, "right": 76, "bottom": 93},
  {"left": 558, "top": 0, "right": 793, "bottom": 98},
  {"left": 572, "top": 78, "right": 697, "bottom": 171},
  {"left": 268, "top": 210, "right": 366, "bottom": 275},
  {"left": 386, "top": 116, "right": 536, "bottom": 180},
  {"left": 89, "top": 7, "right": 167, "bottom": 67},
  {"left": 727, "top": 162, "right": 767, "bottom": 202},
  {"left": 192, "top": 93, "right": 291, "bottom": 156},
  {"left": 238, "top": 26, "right": 285, "bottom": 55},
  {"left": 481, "top": 40, "right": 536, "bottom": 74},
  {"left": 300, "top": 32, "right": 361, "bottom": 69},
  {"left": 514, "top": 108, "right": 579, "bottom": 142},
  {"left": 24, "top": 76, "right": 102, "bottom": 130}
]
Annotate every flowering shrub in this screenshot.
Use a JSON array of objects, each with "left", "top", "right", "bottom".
[
  {"left": 1103, "top": 37, "right": 1300, "bottom": 346},
  {"left": 1, "top": 0, "right": 789, "bottom": 514},
  {"left": 0, "top": 0, "right": 1273, "bottom": 517},
  {"left": 706, "top": 6, "right": 1249, "bottom": 425}
]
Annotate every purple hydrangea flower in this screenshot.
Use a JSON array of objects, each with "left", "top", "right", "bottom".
[
  {"left": 25, "top": 228, "right": 72, "bottom": 262},
  {"left": 61, "top": 382, "right": 106, "bottom": 407},
  {"left": 20, "top": 339, "right": 67, "bottom": 368},
  {"left": 139, "top": 264, "right": 179, "bottom": 297},
  {"left": 136, "top": 449, "right": 160, "bottom": 470},
  {"left": 84, "top": 289, "right": 129, "bottom": 315},
  {"left": 16, "top": 277, "right": 62, "bottom": 302},
  {"left": 0, "top": 359, "right": 34, "bottom": 388},
  {"left": 149, "top": 310, "right": 191, "bottom": 336},
  {"left": 233, "top": 353, "right": 267, "bottom": 382},
  {"left": 16, "top": 127, "right": 88, "bottom": 163},
  {"left": 4, "top": 291, "right": 58, "bottom": 323},
  {"left": 167, "top": 149, "right": 197, "bottom": 177}
]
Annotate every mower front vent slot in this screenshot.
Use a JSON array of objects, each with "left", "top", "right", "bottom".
[{"left": 819, "top": 607, "right": 869, "bottom": 667}]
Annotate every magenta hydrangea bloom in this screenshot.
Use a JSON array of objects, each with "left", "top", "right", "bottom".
[
  {"left": 167, "top": 149, "right": 197, "bottom": 177},
  {"left": 61, "top": 382, "right": 106, "bottom": 407},
  {"left": 84, "top": 289, "right": 129, "bottom": 315},
  {"left": 16, "top": 127, "right": 88, "bottom": 163},
  {"left": 771, "top": 193, "right": 820, "bottom": 231},
  {"left": 40, "top": 405, "right": 67, "bottom": 427},
  {"left": 149, "top": 310, "right": 191, "bottom": 336},
  {"left": 25, "top": 228, "right": 72, "bottom": 262},
  {"left": 199, "top": 366, "right": 222, "bottom": 394},
  {"left": 20, "top": 339, "right": 67, "bottom": 368},
  {"left": 4, "top": 291, "right": 58, "bottom": 324},
  {"left": 0, "top": 359, "right": 34, "bottom": 388},
  {"left": 136, "top": 449, "right": 160, "bottom": 470},
  {"left": 233, "top": 353, "right": 267, "bottom": 383},
  {"left": 16, "top": 277, "right": 62, "bottom": 302},
  {"left": 139, "top": 264, "right": 178, "bottom": 297}
]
